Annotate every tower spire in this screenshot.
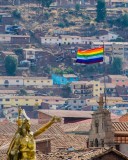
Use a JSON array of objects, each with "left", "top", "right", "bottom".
[{"left": 97, "top": 95, "right": 104, "bottom": 110}]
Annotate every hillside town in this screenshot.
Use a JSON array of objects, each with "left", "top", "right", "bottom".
[{"left": 0, "top": 0, "right": 128, "bottom": 159}]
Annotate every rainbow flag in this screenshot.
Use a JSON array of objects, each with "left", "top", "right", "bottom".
[{"left": 76, "top": 47, "right": 104, "bottom": 64}]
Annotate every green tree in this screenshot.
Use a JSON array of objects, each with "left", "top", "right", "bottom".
[
  {"left": 12, "top": 9, "right": 21, "bottom": 19},
  {"left": 61, "top": 84, "right": 71, "bottom": 98},
  {"left": 96, "top": 0, "right": 106, "bottom": 22},
  {"left": 75, "top": 4, "right": 80, "bottom": 12},
  {"left": 16, "top": 89, "right": 27, "bottom": 96},
  {"left": 38, "top": 0, "right": 53, "bottom": 7},
  {"left": 110, "top": 57, "right": 122, "bottom": 74},
  {"left": 117, "top": 14, "right": 128, "bottom": 28},
  {"left": 53, "top": 68, "right": 63, "bottom": 75},
  {"left": 64, "top": 67, "right": 74, "bottom": 74},
  {"left": 58, "top": 22, "right": 65, "bottom": 28},
  {"left": 5, "top": 56, "right": 17, "bottom": 75}
]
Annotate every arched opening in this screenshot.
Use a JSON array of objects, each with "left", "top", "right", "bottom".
[
  {"left": 101, "top": 139, "right": 104, "bottom": 147},
  {"left": 95, "top": 120, "right": 99, "bottom": 133},
  {"left": 90, "top": 141, "right": 93, "bottom": 147},
  {"left": 4, "top": 80, "right": 9, "bottom": 87},
  {"left": 95, "top": 138, "right": 98, "bottom": 147}
]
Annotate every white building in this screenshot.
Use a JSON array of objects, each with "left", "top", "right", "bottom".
[
  {"left": 41, "top": 35, "right": 97, "bottom": 45},
  {"left": 23, "top": 48, "right": 43, "bottom": 60},
  {"left": 92, "top": 42, "right": 128, "bottom": 61},
  {"left": 0, "top": 76, "right": 53, "bottom": 87},
  {"left": 98, "top": 32, "right": 119, "bottom": 41}
]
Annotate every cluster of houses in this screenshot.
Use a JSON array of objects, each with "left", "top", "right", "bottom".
[{"left": 0, "top": 74, "right": 128, "bottom": 120}]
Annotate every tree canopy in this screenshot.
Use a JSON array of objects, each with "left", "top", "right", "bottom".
[
  {"left": 110, "top": 57, "right": 122, "bottom": 74},
  {"left": 38, "top": 0, "right": 53, "bottom": 7},
  {"left": 96, "top": 0, "right": 106, "bottom": 22},
  {"left": 117, "top": 14, "right": 128, "bottom": 28},
  {"left": 5, "top": 56, "right": 17, "bottom": 75}
]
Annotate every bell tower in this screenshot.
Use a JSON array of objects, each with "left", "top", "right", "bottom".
[{"left": 89, "top": 95, "right": 114, "bottom": 147}]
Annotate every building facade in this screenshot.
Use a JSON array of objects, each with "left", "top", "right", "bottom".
[
  {"left": 0, "top": 96, "right": 66, "bottom": 107},
  {"left": 89, "top": 96, "right": 114, "bottom": 147},
  {"left": 108, "top": 75, "right": 128, "bottom": 87},
  {"left": 92, "top": 42, "right": 128, "bottom": 61},
  {"left": 52, "top": 74, "right": 79, "bottom": 85},
  {"left": 0, "top": 76, "right": 53, "bottom": 87}
]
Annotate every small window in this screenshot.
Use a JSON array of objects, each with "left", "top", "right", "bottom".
[
  {"left": 41, "top": 81, "right": 43, "bottom": 83},
  {"left": 34, "top": 81, "right": 36, "bottom": 82},
  {"left": 45, "top": 100, "right": 48, "bottom": 102},
  {"left": 56, "top": 100, "right": 59, "bottom": 102},
  {"left": 26, "top": 99, "right": 28, "bottom": 101},
  {"left": 74, "top": 100, "right": 76, "bottom": 103},
  {"left": 15, "top": 99, "right": 18, "bottom": 101},
  {"left": 81, "top": 100, "right": 84, "bottom": 103},
  {"left": 116, "top": 80, "right": 119, "bottom": 82},
  {"left": 95, "top": 84, "right": 98, "bottom": 86},
  {"left": 5, "top": 99, "right": 10, "bottom": 101},
  {"left": 35, "top": 99, "right": 38, "bottom": 101},
  {"left": 0, "top": 99, "right": 3, "bottom": 101},
  {"left": 122, "top": 80, "right": 124, "bottom": 82},
  {"left": 27, "top": 81, "right": 29, "bottom": 82},
  {"left": 16, "top": 80, "right": 19, "bottom": 82}
]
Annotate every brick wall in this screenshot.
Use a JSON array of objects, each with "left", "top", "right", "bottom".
[
  {"left": 36, "top": 140, "right": 51, "bottom": 154},
  {"left": 38, "top": 112, "right": 52, "bottom": 124}
]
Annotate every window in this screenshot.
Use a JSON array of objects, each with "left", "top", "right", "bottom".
[
  {"left": 95, "top": 84, "right": 98, "bottom": 86},
  {"left": 27, "top": 80, "right": 29, "bottom": 82},
  {"left": 5, "top": 99, "right": 10, "bottom": 101},
  {"left": 0, "top": 99, "right": 3, "bottom": 101},
  {"left": 95, "top": 120, "right": 99, "bottom": 133},
  {"left": 35, "top": 99, "right": 38, "bottom": 101},
  {"left": 95, "top": 139, "right": 98, "bottom": 147},
  {"left": 116, "top": 80, "right": 119, "bottom": 82},
  {"left": 15, "top": 99, "right": 18, "bottom": 101},
  {"left": 16, "top": 80, "right": 19, "bottom": 82},
  {"left": 81, "top": 100, "right": 84, "bottom": 103},
  {"left": 41, "top": 81, "right": 43, "bottom": 83},
  {"left": 74, "top": 100, "right": 76, "bottom": 103},
  {"left": 45, "top": 100, "right": 48, "bottom": 102},
  {"left": 90, "top": 141, "right": 93, "bottom": 147},
  {"left": 101, "top": 139, "right": 104, "bottom": 147},
  {"left": 34, "top": 81, "right": 36, "bottom": 82},
  {"left": 56, "top": 100, "right": 59, "bottom": 102},
  {"left": 122, "top": 80, "right": 124, "bottom": 82},
  {"left": 26, "top": 99, "right": 28, "bottom": 101}
]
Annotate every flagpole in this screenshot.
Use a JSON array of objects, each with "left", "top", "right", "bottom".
[{"left": 103, "top": 41, "right": 107, "bottom": 108}]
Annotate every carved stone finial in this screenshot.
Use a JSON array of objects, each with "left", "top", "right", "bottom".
[{"left": 97, "top": 95, "right": 104, "bottom": 109}]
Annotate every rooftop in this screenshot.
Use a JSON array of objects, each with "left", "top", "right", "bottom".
[
  {"left": 108, "top": 75, "right": 128, "bottom": 79},
  {"left": 38, "top": 110, "right": 93, "bottom": 118},
  {"left": 63, "top": 74, "right": 78, "bottom": 78}
]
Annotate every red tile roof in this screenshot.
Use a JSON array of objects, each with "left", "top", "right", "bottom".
[
  {"left": 38, "top": 110, "right": 93, "bottom": 118},
  {"left": 119, "top": 113, "right": 128, "bottom": 122}
]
